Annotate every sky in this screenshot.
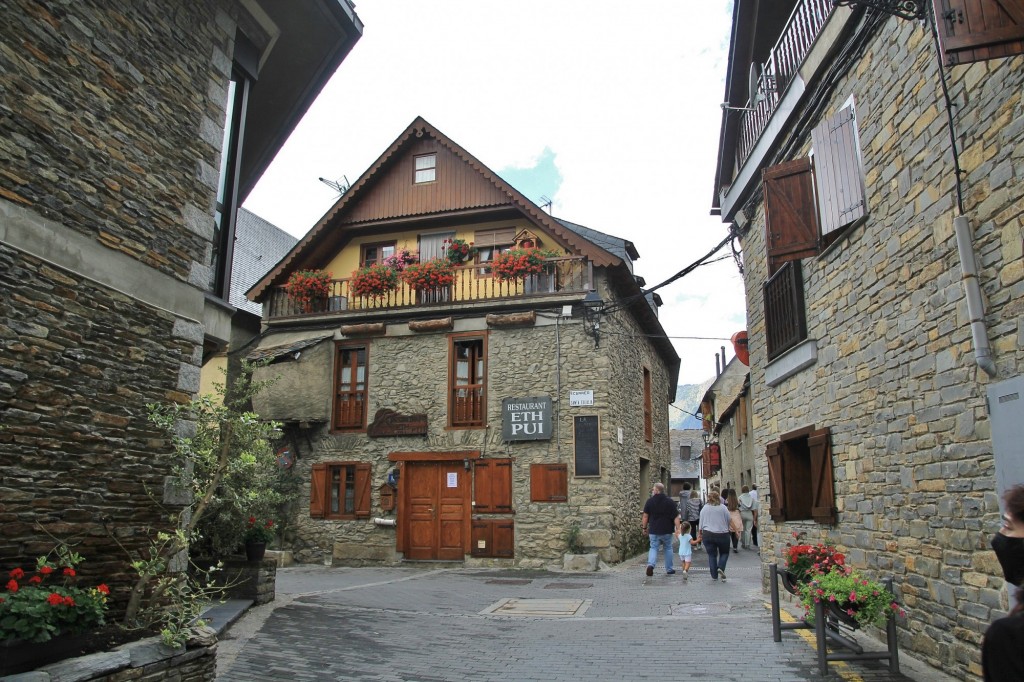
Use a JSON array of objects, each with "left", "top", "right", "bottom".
[{"left": 244, "top": 0, "right": 745, "bottom": 386}]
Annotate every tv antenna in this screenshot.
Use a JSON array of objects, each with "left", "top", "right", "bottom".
[
  {"left": 539, "top": 195, "right": 553, "bottom": 213},
  {"left": 318, "top": 175, "right": 350, "bottom": 197}
]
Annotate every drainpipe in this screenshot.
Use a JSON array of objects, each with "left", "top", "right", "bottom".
[{"left": 953, "top": 215, "right": 996, "bottom": 377}]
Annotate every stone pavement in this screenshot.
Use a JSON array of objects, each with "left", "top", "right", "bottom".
[{"left": 214, "top": 547, "right": 959, "bottom": 681}]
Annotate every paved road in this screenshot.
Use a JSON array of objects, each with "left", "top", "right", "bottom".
[{"left": 215, "top": 548, "right": 956, "bottom": 681}]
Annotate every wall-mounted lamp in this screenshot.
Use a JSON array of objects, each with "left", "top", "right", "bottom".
[
  {"left": 702, "top": 430, "right": 712, "bottom": 447},
  {"left": 582, "top": 290, "right": 604, "bottom": 349},
  {"left": 463, "top": 458, "right": 470, "bottom": 471}
]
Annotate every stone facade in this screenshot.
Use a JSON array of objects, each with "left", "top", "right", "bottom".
[
  {"left": 713, "top": 5, "right": 1024, "bottom": 680},
  {"left": 257, "top": 275, "right": 674, "bottom": 567},
  {"left": 0, "top": 0, "right": 360, "bottom": 630}
]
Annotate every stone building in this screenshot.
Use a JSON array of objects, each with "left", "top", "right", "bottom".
[
  {"left": 0, "top": 0, "right": 361, "bottom": 613},
  {"left": 700, "top": 356, "right": 754, "bottom": 495},
  {"left": 246, "top": 117, "right": 679, "bottom": 567},
  {"left": 669, "top": 428, "right": 703, "bottom": 499},
  {"left": 712, "top": 1, "right": 1023, "bottom": 678}
]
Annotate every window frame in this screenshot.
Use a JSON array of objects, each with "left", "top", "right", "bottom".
[
  {"left": 765, "top": 426, "right": 835, "bottom": 525},
  {"left": 414, "top": 153, "right": 437, "bottom": 184},
  {"left": 310, "top": 461, "right": 372, "bottom": 520},
  {"left": 448, "top": 332, "right": 487, "bottom": 429},
  {"left": 360, "top": 241, "right": 397, "bottom": 268},
  {"left": 332, "top": 342, "right": 368, "bottom": 432}
]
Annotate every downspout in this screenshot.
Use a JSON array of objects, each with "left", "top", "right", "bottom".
[
  {"left": 927, "top": 7, "right": 996, "bottom": 377},
  {"left": 954, "top": 216, "right": 996, "bottom": 377},
  {"left": 555, "top": 315, "right": 562, "bottom": 459}
]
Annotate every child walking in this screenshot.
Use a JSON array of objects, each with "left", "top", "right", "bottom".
[{"left": 676, "top": 521, "right": 697, "bottom": 579}]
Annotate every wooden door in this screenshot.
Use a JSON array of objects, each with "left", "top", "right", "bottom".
[{"left": 403, "top": 461, "right": 468, "bottom": 560}]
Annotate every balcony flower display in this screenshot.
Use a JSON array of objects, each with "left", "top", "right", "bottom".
[
  {"left": 491, "top": 248, "right": 559, "bottom": 281},
  {"left": 285, "top": 269, "right": 332, "bottom": 312},
  {"left": 1, "top": 547, "right": 109, "bottom": 644},
  {"left": 350, "top": 263, "right": 399, "bottom": 299},
  {"left": 381, "top": 248, "right": 418, "bottom": 271},
  {"left": 798, "top": 566, "right": 904, "bottom": 629},
  {"left": 443, "top": 238, "right": 477, "bottom": 264},
  {"left": 784, "top": 535, "right": 845, "bottom": 584},
  {"left": 400, "top": 258, "right": 455, "bottom": 292}
]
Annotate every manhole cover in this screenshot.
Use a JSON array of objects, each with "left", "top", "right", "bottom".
[
  {"left": 485, "top": 579, "right": 532, "bottom": 585},
  {"left": 670, "top": 602, "right": 732, "bottom": 616},
  {"left": 481, "top": 598, "right": 592, "bottom": 617},
  {"left": 543, "top": 582, "right": 592, "bottom": 589}
]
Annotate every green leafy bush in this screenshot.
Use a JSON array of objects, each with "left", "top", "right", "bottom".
[{"left": 798, "top": 567, "right": 904, "bottom": 628}]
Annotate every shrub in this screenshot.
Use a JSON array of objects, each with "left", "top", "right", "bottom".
[{"left": 798, "top": 566, "right": 905, "bottom": 628}]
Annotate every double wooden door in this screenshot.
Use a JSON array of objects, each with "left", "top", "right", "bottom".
[{"left": 403, "top": 461, "right": 469, "bottom": 560}]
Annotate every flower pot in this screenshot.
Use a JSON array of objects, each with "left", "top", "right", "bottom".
[
  {"left": 780, "top": 568, "right": 804, "bottom": 595},
  {"left": 245, "top": 542, "right": 267, "bottom": 562},
  {"left": 826, "top": 600, "right": 861, "bottom": 630}
]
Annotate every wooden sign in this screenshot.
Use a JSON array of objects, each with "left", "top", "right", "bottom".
[{"left": 367, "top": 408, "right": 428, "bottom": 437}]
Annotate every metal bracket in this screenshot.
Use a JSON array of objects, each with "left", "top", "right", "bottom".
[{"left": 832, "top": 0, "right": 927, "bottom": 21}]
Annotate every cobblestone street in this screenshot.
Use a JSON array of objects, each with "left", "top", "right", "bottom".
[{"left": 214, "top": 549, "right": 957, "bottom": 681}]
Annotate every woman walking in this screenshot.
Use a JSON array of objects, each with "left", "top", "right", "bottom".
[
  {"left": 697, "top": 489, "right": 732, "bottom": 581},
  {"left": 684, "top": 489, "right": 703, "bottom": 550},
  {"left": 727, "top": 490, "right": 743, "bottom": 553}
]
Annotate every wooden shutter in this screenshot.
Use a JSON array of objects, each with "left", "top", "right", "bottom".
[
  {"left": 471, "top": 520, "right": 493, "bottom": 557},
  {"left": 310, "top": 463, "right": 327, "bottom": 518},
  {"left": 808, "top": 428, "right": 836, "bottom": 525},
  {"left": 492, "top": 520, "right": 514, "bottom": 557},
  {"left": 530, "top": 463, "right": 568, "bottom": 502},
  {"left": 763, "top": 157, "right": 820, "bottom": 270},
  {"left": 766, "top": 442, "right": 786, "bottom": 521},
  {"left": 354, "top": 463, "right": 372, "bottom": 518},
  {"left": 475, "top": 459, "right": 513, "bottom": 512},
  {"left": 933, "top": 0, "right": 1024, "bottom": 65},
  {"left": 812, "top": 105, "right": 865, "bottom": 240}
]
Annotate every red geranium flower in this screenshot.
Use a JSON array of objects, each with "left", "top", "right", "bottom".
[
  {"left": 9, "top": 568, "right": 24, "bottom": 580},
  {"left": 47, "top": 592, "right": 64, "bottom": 606},
  {"left": 6, "top": 580, "right": 18, "bottom": 593}
]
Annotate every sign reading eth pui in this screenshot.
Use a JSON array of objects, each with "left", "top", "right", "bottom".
[{"left": 501, "top": 396, "right": 552, "bottom": 441}]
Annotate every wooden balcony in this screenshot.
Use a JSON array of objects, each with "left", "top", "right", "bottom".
[
  {"left": 736, "top": 0, "right": 834, "bottom": 166},
  {"left": 263, "top": 256, "right": 593, "bottom": 320}
]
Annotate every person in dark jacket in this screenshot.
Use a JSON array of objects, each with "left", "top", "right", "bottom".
[
  {"left": 642, "top": 482, "right": 681, "bottom": 576},
  {"left": 983, "top": 484, "right": 1024, "bottom": 681}
]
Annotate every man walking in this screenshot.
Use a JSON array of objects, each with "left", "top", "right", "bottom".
[{"left": 642, "top": 482, "right": 681, "bottom": 576}]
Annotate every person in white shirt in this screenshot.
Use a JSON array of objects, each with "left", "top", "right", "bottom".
[
  {"left": 697, "top": 490, "right": 733, "bottom": 581},
  {"left": 749, "top": 484, "right": 759, "bottom": 547}
]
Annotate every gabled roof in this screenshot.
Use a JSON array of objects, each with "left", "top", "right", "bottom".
[
  {"left": 555, "top": 217, "right": 639, "bottom": 273},
  {"left": 248, "top": 117, "right": 622, "bottom": 300}
]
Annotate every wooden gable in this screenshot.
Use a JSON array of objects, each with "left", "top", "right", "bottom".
[{"left": 340, "top": 137, "right": 513, "bottom": 224}]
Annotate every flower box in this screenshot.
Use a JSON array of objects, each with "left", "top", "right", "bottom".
[{"left": 350, "top": 263, "right": 399, "bottom": 299}]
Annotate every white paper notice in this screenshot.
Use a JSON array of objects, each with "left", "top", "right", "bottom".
[{"left": 447, "top": 472, "right": 458, "bottom": 488}]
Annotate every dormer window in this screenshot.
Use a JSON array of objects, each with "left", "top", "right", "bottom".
[{"left": 414, "top": 153, "right": 436, "bottom": 183}]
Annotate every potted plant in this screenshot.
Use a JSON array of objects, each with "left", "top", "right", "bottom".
[
  {"left": 443, "top": 238, "right": 477, "bottom": 264},
  {"left": 491, "top": 248, "right": 559, "bottom": 281},
  {"left": 382, "top": 248, "right": 418, "bottom": 271},
  {"left": 798, "top": 566, "right": 904, "bottom": 629},
  {"left": 400, "top": 258, "right": 455, "bottom": 294},
  {"left": 242, "top": 517, "right": 275, "bottom": 562},
  {"left": 285, "top": 269, "right": 332, "bottom": 313},
  {"left": 350, "top": 263, "right": 399, "bottom": 300},
  {"left": 781, "top": 533, "right": 845, "bottom": 594}
]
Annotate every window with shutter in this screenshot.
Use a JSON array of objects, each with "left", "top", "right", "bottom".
[
  {"left": 474, "top": 459, "right": 512, "bottom": 512},
  {"left": 449, "top": 334, "right": 486, "bottom": 428},
  {"left": 763, "top": 157, "right": 820, "bottom": 272},
  {"left": 530, "top": 463, "right": 568, "bottom": 502},
  {"left": 317, "top": 461, "right": 372, "bottom": 520},
  {"left": 933, "top": 0, "right": 1024, "bottom": 66},
  {"left": 766, "top": 425, "right": 834, "bottom": 525},
  {"left": 812, "top": 105, "right": 866, "bottom": 243}
]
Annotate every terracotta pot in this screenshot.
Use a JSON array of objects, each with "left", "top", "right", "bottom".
[{"left": 245, "top": 542, "right": 267, "bottom": 562}]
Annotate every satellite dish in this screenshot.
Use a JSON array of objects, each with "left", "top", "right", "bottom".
[{"left": 748, "top": 62, "right": 765, "bottom": 107}]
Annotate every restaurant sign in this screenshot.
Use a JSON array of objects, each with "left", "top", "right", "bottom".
[{"left": 501, "top": 396, "right": 552, "bottom": 441}]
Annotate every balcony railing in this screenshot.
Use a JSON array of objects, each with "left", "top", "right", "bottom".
[
  {"left": 263, "top": 256, "right": 592, "bottom": 320},
  {"left": 737, "top": 0, "right": 834, "bottom": 165},
  {"left": 763, "top": 260, "right": 807, "bottom": 361}
]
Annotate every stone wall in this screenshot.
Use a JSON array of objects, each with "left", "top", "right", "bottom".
[
  {"left": 738, "top": 14, "right": 1023, "bottom": 680},
  {"left": 270, "top": 278, "right": 674, "bottom": 567},
  {"left": 0, "top": 0, "right": 243, "bottom": 613}
]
